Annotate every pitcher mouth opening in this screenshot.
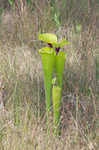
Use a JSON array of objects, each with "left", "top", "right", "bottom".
[
  {"left": 55, "top": 47, "right": 60, "bottom": 54},
  {"left": 48, "top": 43, "right": 60, "bottom": 55},
  {"left": 48, "top": 43, "right": 53, "bottom": 48}
]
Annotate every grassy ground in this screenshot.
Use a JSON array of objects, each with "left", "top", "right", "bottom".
[{"left": 0, "top": 6, "right": 99, "bottom": 150}]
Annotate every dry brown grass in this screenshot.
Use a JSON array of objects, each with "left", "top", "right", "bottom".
[{"left": 0, "top": 4, "right": 99, "bottom": 150}]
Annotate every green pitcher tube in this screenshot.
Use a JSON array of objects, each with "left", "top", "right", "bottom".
[
  {"left": 39, "top": 47, "right": 55, "bottom": 123},
  {"left": 52, "top": 85, "right": 61, "bottom": 134},
  {"left": 55, "top": 51, "right": 66, "bottom": 88}
]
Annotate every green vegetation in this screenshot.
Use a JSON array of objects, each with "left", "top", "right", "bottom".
[
  {"left": 52, "top": 85, "right": 61, "bottom": 135},
  {"left": 38, "top": 46, "right": 55, "bottom": 126},
  {"left": 38, "top": 33, "right": 68, "bottom": 133}
]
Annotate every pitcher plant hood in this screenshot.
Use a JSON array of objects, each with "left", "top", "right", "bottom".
[{"left": 38, "top": 32, "right": 69, "bottom": 54}]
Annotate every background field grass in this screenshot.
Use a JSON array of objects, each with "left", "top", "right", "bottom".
[{"left": 0, "top": 0, "right": 99, "bottom": 149}]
